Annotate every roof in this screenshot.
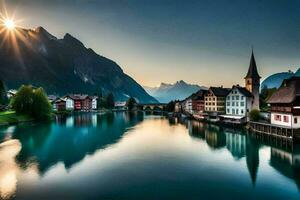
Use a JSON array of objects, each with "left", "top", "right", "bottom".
[
  {"left": 66, "top": 94, "right": 89, "bottom": 100},
  {"left": 184, "top": 89, "right": 207, "bottom": 101},
  {"left": 245, "top": 51, "right": 261, "bottom": 79},
  {"left": 232, "top": 85, "right": 253, "bottom": 97},
  {"left": 209, "top": 87, "right": 230, "bottom": 97},
  {"left": 267, "top": 76, "right": 300, "bottom": 104}
]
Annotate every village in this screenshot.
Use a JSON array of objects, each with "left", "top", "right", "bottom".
[{"left": 173, "top": 51, "right": 300, "bottom": 141}]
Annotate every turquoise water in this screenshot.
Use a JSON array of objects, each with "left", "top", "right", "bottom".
[{"left": 0, "top": 112, "right": 299, "bottom": 200}]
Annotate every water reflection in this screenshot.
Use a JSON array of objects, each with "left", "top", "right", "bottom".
[{"left": 0, "top": 114, "right": 299, "bottom": 199}]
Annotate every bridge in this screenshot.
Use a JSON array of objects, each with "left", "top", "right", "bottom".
[{"left": 137, "top": 103, "right": 167, "bottom": 111}]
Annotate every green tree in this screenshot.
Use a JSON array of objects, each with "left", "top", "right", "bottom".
[
  {"left": 249, "top": 109, "right": 260, "bottom": 122},
  {"left": 0, "top": 79, "right": 8, "bottom": 105},
  {"left": 260, "top": 86, "right": 277, "bottom": 111},
  {"left": 31, "top": 88, "right": 52, "bottom": 120},
  {"left": 10, "top": 85, "right": 51, "bottom": 120},
  {"left": 126, "top": 97, "right": 137, "bottom": 110},
  {"left": 105, "top": 92, "right": 115, "bottom": 109}
]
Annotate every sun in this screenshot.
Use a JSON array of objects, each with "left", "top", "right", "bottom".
[{"left": 4, "top": 19, "right": 15, "bottom": 30}]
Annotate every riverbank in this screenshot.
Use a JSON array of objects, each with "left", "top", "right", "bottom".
[{"left": 0, "top": 111, "right": 34, "bottom": 126}]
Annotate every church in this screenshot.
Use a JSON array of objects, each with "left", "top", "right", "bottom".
[{"left": 219, "top": 50, "right": 261, "bottom": 124}]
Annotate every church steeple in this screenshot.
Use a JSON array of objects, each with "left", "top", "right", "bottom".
[
  {"left": 245, "top": 50, "right": 261, "bottom": 79},
  {"left": 245, "top": 49, "right": 261, "bottom": 110}
]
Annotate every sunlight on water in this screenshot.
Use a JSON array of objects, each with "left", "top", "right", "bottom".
[{"left": 0, "top": 113, "right": 299, "bottom": 199}]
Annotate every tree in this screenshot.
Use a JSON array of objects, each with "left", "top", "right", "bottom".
[
  {"left": 0, "top": 79, "right": 8, "bottom": 105},
  {"left": 165, "top": 101, "right": 175, "bottom": 112},
  {"left": 10, "top": 85, "right": 51, "bottom": 120},
  {"left": 31, "top": 88, "right": 52, "bottom": 120},
  {"left": 105, "top": 92, "right": 115, "bottom": 109},
  {"left": 126, "top": 97, "right": 137, "bottom": 110},
  {"left": 249, "top": 109, "right": 260, "bottom": 122},
  {"left": 260, "top": 86, "right": 277, "bottom": 111}
]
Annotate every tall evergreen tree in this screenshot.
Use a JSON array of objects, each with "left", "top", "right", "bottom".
[{"left": 106, "top": 92, "right": 115, "bottom": 109}]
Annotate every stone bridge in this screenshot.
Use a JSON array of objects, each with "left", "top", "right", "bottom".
[{"left": 137, "top": 103, "right": 167, "bottom": 111}]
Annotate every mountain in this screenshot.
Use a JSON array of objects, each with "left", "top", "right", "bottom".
[
  {"left": 144, "top": 80, "right": 207, "bottom": 103},
  {"left": 261, "top": 69, "right": 299, "bottom": 89},
  {"left": 0, "top": 26, "right": 157, "bottom": 103}
]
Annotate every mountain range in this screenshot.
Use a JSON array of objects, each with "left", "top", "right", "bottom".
[
  {"left": 261, "top": 68, "right": 300, "bottom": 89},
  {"left": 144, "top": 80, "right": 207, "bottom": 103},
  {"left": 0, "top": 26, "right": 157, "bottom": 103}
]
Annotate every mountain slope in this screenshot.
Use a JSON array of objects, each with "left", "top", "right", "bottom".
[
  {"left": 261, "top": 70, "right": 299, "bottom": 89},
  {"left": 0, "top": 26, "right": 157, "bottom": 103},
  {"left": 145, "top": 80, "right": 207, "bottom": 103}
]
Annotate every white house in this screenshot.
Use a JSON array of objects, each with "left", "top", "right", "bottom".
[
  {"left": 267, "top": 77, "right": 300, "bottom": 129},
  {"left": 91, "top": 96, "right": 98, "bottom": 110},
  {"left": 63, "top": 96, "right": 74, "bottom": 110},
  {"left": 219, "top": 85, "right": 253, "bottom": 124}
]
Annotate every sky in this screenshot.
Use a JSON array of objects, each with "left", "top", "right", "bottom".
[{"left": 2, "top": 0, "right": 300, "bottom": 87}]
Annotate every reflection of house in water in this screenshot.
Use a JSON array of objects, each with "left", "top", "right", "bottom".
[
  {"left": 205, "top": 125, "right": 226, "bottom": 149},
  {"left": 226, "top": 131, "right": 247, "bottom": 159},
  {"left": 188, "top": 120, "right": 206, "bottom": 140},
  {"left": 270, "top": 146, "right": 300, "bottom": 189}
]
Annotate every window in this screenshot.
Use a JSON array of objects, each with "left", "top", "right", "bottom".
[
  {"left": 283, "top": 116, "right": 289, "bottom": 123},
  {"left": 241, "top": 102, "right": 244, "bottom": 107},
  {"left": 236, "top": 109, "right": 239, "bottom": 115},
  {"left": 236, "top": 96, "right": 239, "bottom": 100},
  {"left": 295, "top": 117, "right": 298, "bottom": 124},
  {"left": 236, "top": 102, "right": 239, "bottom": 107},
  {"left": 232, "top": 109, "right": 235, "bottom": 115},
  {"left": 241, "top": 96, "right": 244, "bottom": 100},
  {"left": 227, "top": 109, "right": 230, "bottom": 113},
  {"left": 241, "top": 109, "right": 244, "bottom": 114},
  {"left": 232, "top": 96, "right": 234, "bottom": 100},
  {"left": 274, "top": 115, "right": 281, "bottom": 121},
  {"left": 232, "top": 102, "right": 235, "bottom": 106}
]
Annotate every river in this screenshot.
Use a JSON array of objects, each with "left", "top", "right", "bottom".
[{"left": 0, "top": 112, "right": 299, "bottom": 200}]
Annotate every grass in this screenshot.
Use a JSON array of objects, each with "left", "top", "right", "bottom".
[{"left": 0, "top": 111, "right": 34, "bottom": 125}]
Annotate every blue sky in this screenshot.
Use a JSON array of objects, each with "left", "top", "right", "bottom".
[{"left": 4, "top": 0, "right": 300, "bottom": 87}]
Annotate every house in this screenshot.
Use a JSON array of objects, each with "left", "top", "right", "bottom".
[
  {"left": 7, "top": 89, "right": 17, "bottom": 99},
  {"left": 174, "top": 100, "right": 182, "bottom": 113},
  {"left": 63, "top": 95, "right": 75, "bottom": 110},
  {"left": 183, "top": 96, "right": 193, "bottom": 114},
  {"left": 114, "top": 101, "right": 127, "bottom": 109},
  {"left": 219, "top": 85, "right": 253, "bottom": 124},
  {"left": 204, "top": 87, "right": 230, "bottom": 114},
  {"left": 54, "top": 98, "right": 66, "bottom": 111},
  {"left": 192, "top": 90, "right": 207, "bottom": 115},
  {"left": 69, "top": 94, "right": 90, "bottom": 111},
  {"left": 91, "top": 96, "right": 98, "bottom": 110},
  {"left": 267, "top": 77, "right": 300, "bottom": 128}
]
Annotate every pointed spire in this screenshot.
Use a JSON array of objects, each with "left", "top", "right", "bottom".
[{"left": 245, "top": 49, "right": 261, "bottom": 79}]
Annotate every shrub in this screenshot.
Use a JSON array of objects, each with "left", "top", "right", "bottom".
[{"left": 249, "top": 109, "right": 260, "bottom": 122}]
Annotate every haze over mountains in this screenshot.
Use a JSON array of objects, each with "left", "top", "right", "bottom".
[
  {"left": 0, "top": 26, "right": 157, "bottom": 103},
  {"left": 144, "top": 80, "right": 207, "bottom": 103}
]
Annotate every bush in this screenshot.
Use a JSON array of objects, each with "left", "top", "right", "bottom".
[
  {"left": 249, "top": 109, "right": 260, "bottom": 122},
  {"left": 10, "top": 85, "right": 51, "bottom": 120}
]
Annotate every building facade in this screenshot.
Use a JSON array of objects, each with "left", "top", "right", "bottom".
[
  {"left": 267, "top": 77, "right": 300, "bottom": 128},
  {"left": 204, "top": 87, "right": 230, "bottom": 114}
]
